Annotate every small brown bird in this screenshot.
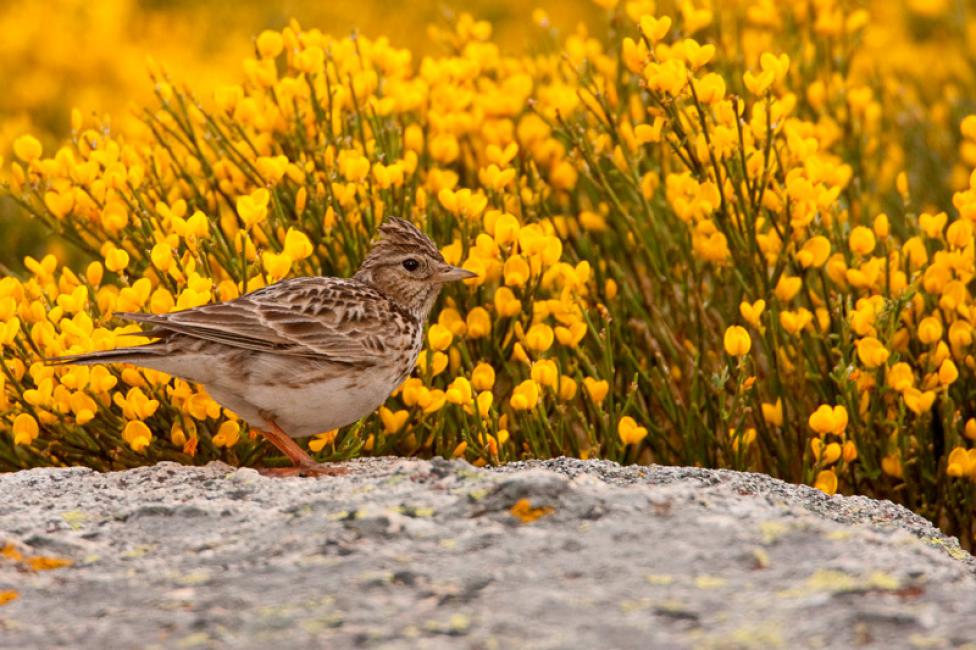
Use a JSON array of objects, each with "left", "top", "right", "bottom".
[{"left": 51, "top": 218, "right": 476, "bottom": 476}]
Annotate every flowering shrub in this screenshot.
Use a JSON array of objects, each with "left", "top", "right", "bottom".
[{"left": 3, "top": 2, "right": 976, "bottom": 547}]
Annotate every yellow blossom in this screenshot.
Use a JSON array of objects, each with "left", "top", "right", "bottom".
[
  {"left": 212, "top": 421, "right": 240, "bottom": 448},
  {"left": 848, "top": 226, "right": 876, "bottom": 256},
  {"left": 427, "top": 324, "right": 453, "bottom": 351},
  {"left": 855, "top": 337, "right": 889, "bottom": 368},
  {"left": 761, "top": 399, "right": 783, "bottom": 427},
  {"left": 12, "top": 413, "right": 39, "bottom": 446},
  {"left": 618, "top": 416, "right": 648, "bottom": 446},
  {"left": 309, "top": 429, "right": 338, "bottom": 453},
  {"left": 917, "top": 317, "right": 943, "bottom": 344},
  {"left": 525, "top": 323, "right": 554, "bottom": 352},
  {"left": 123, "top": 421, "right": 152, "bottom": 452},
  {"left": 283, "top": 229, "right": 313, "bottom": 260},
  {"left": 583, "top": 377, "right": 609, "bottom": 404},
  {"left": 739, "top": 300, "right": 766, "bottom": 328},
  {"left": 797, "top": 236, "right": 830, "bottom": 268},
  {"left": 510, "top": 380, "right": 540, "bottom": 411},
  {"left": 808, "top": 404, "right": 848, "bottom": 436},
  {"left": 471, "top": 363, "right": 496, "bottom": 391},
  {"left": 723, "top": 325, "right": 751, "bottom": 357},
  {"left": 813, "top": 470, "right": 838, "bottom": 495}
]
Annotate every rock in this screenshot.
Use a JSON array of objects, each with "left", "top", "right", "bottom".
[{"left": 0, "top": 457, "right": 973, "bottom": 649}]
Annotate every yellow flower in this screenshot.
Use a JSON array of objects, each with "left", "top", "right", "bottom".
[
  {"left": 583, "top": 377, "right": 609, "bottom": 404},
  {"left": 494, "top": 287, "right": 522, "bottom": 317},
  {"left": 283, "top": 229, "right": 313, "bottom": 260},
  {"left": 212, "top": 421, "right": 241, "bottom": 448},
  {"left": 339, "top": 151, "right": 371, "bottom": 182},
  {"left": 123, "top": 421, "right": 152, "bottom": 452},
  {"left": 525, "top": 323, "right": 554, "bottom": 352},
  {"left": 236, "top": 188, "right": 270, "bottom": 227},
  {"left": 903, "top": 388, "right": 935, "bottom": 415},
  {"left": 797, "top": 236, "right": 830, "bottom": 268},
  {"left": 476, "top": 391, "right": 493, "bottom": 418},
  {"left": 822, "top": 442, "right": 841, "bottom": 465},
  {"left": 503, "top": 255, "right": 531, "bottom": 287},
  {"left": 887, "top": 362, "right": 914, "bottom": 392},
  {"left": 939, "top": 359, "right": 959, "bottom": 385},
  {"left": 723, "top": 325, "right": 751, "bottom": 357},
  {"left": 743, "top": 69, "right": 774, "bottom": 95},
  {"left": 12, "top": 413, "right": 39, "bottom": 446},
  {"left": 730, "top": 427, "right": 756, "bottom": 452},
  {"left": 557, "top": 376, "right": 577, "bottom": 401},
  {"left": 813, "top": 470, "right": 838, "bottom": 495},
  {"left": 855, "top": 337, "right": 889, "bottom": 368},
  {"left": 471, "top": 363, "right": 496, "bottom": 391},
  {"left": 151, "top": 243, "right": 174, "bottom": 272},
  {"left": 965, "top": 418, "right": 976, "bottom": 441},
  {"left": 308, "top": 429, "right": 338, "bottom": 453},
  {"left": 446, "top": 377, "right": 473, "bottom": 406},
  {"left": 379, "top": 407, "right": 409, "bottom": 434},
  {"left": 739, "top": 299, "right": 766, "bottom": 328},
  {"left": 761, "top": 399, "right": 783, "bottom": 426},
  {"left": 617, "top": 416, "right": 648, "bottom": 446},
  {"left": 848, "top": 226, "right": 876, "bottom": 256},
  {"left": 881, "top": 454, "right": 903, "bottom": 479},
  {"left": 639, "top": 15, "right": 671, "bottom": 42},
  {"left": 466, "top": 307, "right": 491, "bottom": 338},
  {"left": 256, "top": 30, "right": 284, "bottom": 59},
  {"left": 510, "top": 380, "right": 540, "bottom": 411},
  {"left": 773, "top": 275, "right": 802, "bottom": 303},
  {"left": 555, "top": 321, "right": 587, "bottom": 348},
  {"left": 873, "top": 213, "right": 890, "bottom": 239},
  {"left": 427, "top": 324, "right": 453, "bottom": 351},
  {"left": 917, "top": 317, "right": 943, "bottom": 344},
  {"left": 808, "top": 404, "right": 848, "bottom": 436},
  {"left": 262, "top": 251, "right": 292, "bottom": 281},
  {"left": 13, "top": 135, "right": 42, "bottom": 162},
  {"left": 491, "top": 212, "right": 521, "bottom": 245},
  {"left": 530, "top": 360, "right": 559, "bottom": 388},
  {"left": 104, "top": 247, "right": 129, "bottom": 273}
]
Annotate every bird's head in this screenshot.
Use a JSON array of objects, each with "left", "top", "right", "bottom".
[{"left": 354, "top": 218, "right": 476, "bottom": 318}]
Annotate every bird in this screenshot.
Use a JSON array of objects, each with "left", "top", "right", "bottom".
[{"left": 49, "top": 218, "right": 477, "bottom": 476}]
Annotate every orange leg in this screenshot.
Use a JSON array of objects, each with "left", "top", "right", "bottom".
[{"left": 255, "top": 420, "right": 347, "bottom": 478}]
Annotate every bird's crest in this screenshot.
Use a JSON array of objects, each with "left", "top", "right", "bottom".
[{"left": 358, "top": 218, "right": 444, "bottom": 271}]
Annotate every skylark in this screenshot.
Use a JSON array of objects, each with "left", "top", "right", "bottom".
[{"left": 51, "top": 218, "right": 476, "bottom": 476}]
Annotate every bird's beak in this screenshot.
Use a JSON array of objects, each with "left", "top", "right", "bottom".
[{"left": 433, "top": 263, "right": 479, "bottom": 283}]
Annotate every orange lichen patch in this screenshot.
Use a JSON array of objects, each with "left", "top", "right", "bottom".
[
  {"left": 0, "top": 590, "right": 18, "bottom": 606},
  {"left": 510, "top": 498, "right": 554, "bottom": 524},
  {"left": 26, "top": 556, "right": 73, "bottom": 571},
  {"left": 1, "top": 544, "right": 23, "bottom": 561}
]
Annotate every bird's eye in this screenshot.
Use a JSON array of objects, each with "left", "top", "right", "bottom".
[{"left": 402, "top": 258, "right": 420, "bottom": 272}]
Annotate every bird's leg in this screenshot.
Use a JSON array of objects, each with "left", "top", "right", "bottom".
[{"left": 255, "top": 419, "right": 347, "bottom": 478}]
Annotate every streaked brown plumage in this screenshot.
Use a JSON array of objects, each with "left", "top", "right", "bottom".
[{"left": 50, "top": 218, "right": 476, "bottom": 476}]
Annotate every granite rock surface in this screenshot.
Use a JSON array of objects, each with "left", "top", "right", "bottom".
[{"left": 1, "top": 457, "right": 974, "bottom": 649}]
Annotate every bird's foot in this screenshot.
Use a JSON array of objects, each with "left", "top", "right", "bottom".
[{"left": 258, "top": 462, "right": 348, "bottom": 478}]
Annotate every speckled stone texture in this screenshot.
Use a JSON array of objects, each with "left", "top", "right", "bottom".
[{"left": 1, "top": 458, "right": 974, "bottom": 649}]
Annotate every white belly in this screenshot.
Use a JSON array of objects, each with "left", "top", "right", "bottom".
[
  {"left": 205, "top": 360, "right": 404, "bottom": 438},
  {"left": 134, "top": 348, "right": 411, "bottom": 438}
]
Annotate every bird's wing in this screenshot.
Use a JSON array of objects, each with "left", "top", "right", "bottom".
[{"left": 117, "top": 277, "right": 410, "bottom": 365}]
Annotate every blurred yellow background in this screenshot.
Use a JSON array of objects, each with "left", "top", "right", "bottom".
[
  {"left": 0, "top": 0, "right": 598, "bottom": 268},
  {"left": 0, "top": 0, "right": 599, "bottom": 145}
]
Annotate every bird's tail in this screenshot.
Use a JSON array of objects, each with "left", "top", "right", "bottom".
[{"left": 45, "top": 345, "right": 165, "bottom": 367}]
